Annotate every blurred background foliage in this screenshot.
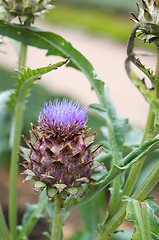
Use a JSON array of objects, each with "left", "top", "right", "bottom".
[
  {"left": 45, "top": 0, "right": 139, "bottom": 43},
  {"left": 45, "top": 0, "right": 154, "bottom": 49}
]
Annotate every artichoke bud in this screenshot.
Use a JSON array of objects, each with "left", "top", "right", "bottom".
[
  {"left": 131, "top": 0, "right": 159, "bottom": 44},
  {"left": 19, "top": 98, "right": 105, "bottom": 200},
  {"left": 0, "top": 0, "right": 54, "bottom": 24}
]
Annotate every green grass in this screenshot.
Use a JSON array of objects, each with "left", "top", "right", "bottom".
[
  {"left": 45, "top": 3, "right": 156, "bottom": 51},
  {"left": 45, "top": 3, "right": 134, "bottom": 43},
  {"left": 54, "top": 0, "right": 139, "bottom": 13}
]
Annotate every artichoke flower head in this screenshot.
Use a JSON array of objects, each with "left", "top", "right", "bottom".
[
  {"left": 0, "top": 0, "right": 54, "bottom": 24},
  {"left": 20, "top": 98, "right": 104, "bottom": 200},
  {"left": 131, "top": 0, "right": 159, "bottom": 44}
]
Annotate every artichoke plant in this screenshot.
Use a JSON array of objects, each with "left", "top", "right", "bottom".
[
  {"left": 0, "top": 0, "right": 53, "bottom": 24},
  {"left": 19, "top": 98, "right": 104, "bottom": 200},
  {"left": 131, "top": 0, "right": 159, "bottom": 44}
]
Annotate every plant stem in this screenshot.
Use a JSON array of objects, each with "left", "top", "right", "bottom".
[
  {"left": 96, "top": 158, "right": 159, "bottom": 240},
  {"left": 18, "top": 43, "right": 28, "bottom": 69},
  {"left": 51, "top": 194, "right": 64, "bottom": 240},
  {"left": 9, "top": 42, "right": 28, "bottom": 240},
  {"left": 97, "top": 34, "right": 159, "bottom": 240},
  {"left": 96, "top": 106, "right": 154, "bottom": 240},
  {"left": 155, "top": 46, "right": 159, "bottom": 98},
  {"left": 132, "top": 160, "right": 159, "bottom": 201},
  {"left": 0, "top": 204, "right": 11, "bottom": 240},
  {"left": 9, "top": 102, "right": 25, "bottom": 240},
  {"left": 121, "top": 107, "right": 155, "bottom": 197}
]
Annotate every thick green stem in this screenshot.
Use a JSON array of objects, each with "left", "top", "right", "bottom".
[
  {"left": 155, "top": 46, "right": 159, "bottom": 98},
  {"left": 121, "top": 107, "right": 155, "bottom": 197},
  {"left": 97, "top": 36, "right": 159, "bottom": 240},
  {"left": 122, "top": 45, "right": 159, "bottom": 198},
  {"left": 107, "top": 135, "right": 122, "bottom": 217},
  {"left": 96, "top": 107, "right": 155, "bottom": 240},
  {"left": 96, "top": 159, "right": 159, "bottom": 240},
  {"left": 9, "top": 102, "right": 24, "bottom": 240},
  {"left": 104, "top": 105, "right": 123, "bottom": 217},
  {"left": 9, "top": 42, "right": 28, "bottom": 240},
  {"left": 18, "top": 43, "right": 28, "bottom": 69},
  {"left": 51, "top": 194, "right": 64, "bottom": 240},
  {"left": 0, "top": 204, "right": 11, "bottom": 240}
]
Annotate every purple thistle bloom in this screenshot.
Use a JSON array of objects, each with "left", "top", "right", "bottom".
[
  {"left": 38, "top": 98, "right": 89, "bottom": 138},
  {"left": 19, "top": 97, "right": 104, "bottom": 199}
]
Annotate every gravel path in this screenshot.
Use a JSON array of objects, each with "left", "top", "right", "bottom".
[{"left": 0, "top": 21, "right": 156, "bottom": 129}]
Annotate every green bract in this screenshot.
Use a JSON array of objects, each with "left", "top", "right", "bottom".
[
  {"left": 131, "top": 0, "right": 159, "bottom": 44},
  {"left": 0, "top": 0, "right": 53, "bottom": 24}
]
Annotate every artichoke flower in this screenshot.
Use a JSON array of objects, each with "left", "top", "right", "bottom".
[
  {"left": 0, "top": 0, "right": 53, "bottom": 24},
  {"left": 131, "top": 0, "right": 159, "bottom": 44},
  {"left": 19, "top": 98, "right": 104, "bottom": 200}
]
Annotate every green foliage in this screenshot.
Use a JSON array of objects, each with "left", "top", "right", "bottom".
[
  {"left": 79, "top": 190, "right": 106, "bottom": 240},
  {"left": 0, "top": 204, "right": 11, "bottom": 240},
  {"left": 54, "top": 0, "right": 138, "bottom": 13},
  {"left": 0, "top": 67, "right": 105, "bottom": 164},
  {"left": 68, "top": 230, "right": 90, "bottom": 240},
  {"left": 91, "top": 86, "right": 129, "bottom": 154},
  {"left": 0, "top": 19, "right": 105, "bottom": 105},
  {"left": 9, "top": 59, "right": 69, "bottom": 109},
  {"left": 17, "top": 190, "right": 48, "bottom": 240},
  {"left": 0, "top": 90, "right": 12, "bottom": 154},
  {"left": 128, "top": 71, "right": 159, "bottom": 117},
  {"left": 123, "top": 196, "right": 159, "bottom": 239},
  {"left": 45, "top": 3, "right": 134, "bottom": 43},
  {"left": 134, "top": 150, "right": 159, "bottom": 190},
  {"left": 66, "top": 138, "right": 159, "bottom": 210},
  {"left": 91, "top": 85, "right": 129, "bottom": 215},
  {"left": 124, "top": 127, "right": 143, "bottom": 148}
]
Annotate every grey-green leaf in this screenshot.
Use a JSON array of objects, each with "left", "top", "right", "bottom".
[
  {"left": 0, "top": 204, "right": 11, "bottom": 240},
  {"left": 66, "top": 138, "right": 159, "bottom": 210},
  {"left": 123, "top": 196, "right": 159, "bottom": 240},
  {"left": 91, "top": 86, "right": 129, "bottom": 154},
  {"left": 11, "top": 58, "right": 68, "bottom": 107},
  {"left": 17, "top": 190, "right": 48, "bottom": 240}
]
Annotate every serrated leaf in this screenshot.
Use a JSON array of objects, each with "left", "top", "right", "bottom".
[
  {"left": 91, "top": 85, "right": 129, "bottom": 214},
  {"left": 0, "top": 20, "right": 105, "bottom": 105},
  {"left": 123, "top": 196, "right": 159, "bottom": 240},
  {"left": 145, "top": 196, "right": 159, "bottom": 215},
  {"left": 66, "top": 138, "right": 159, "bottom": 210},
  {"left": 91, "top": 86, "right": 129, "bottom": 155},
  {"left": 10, "top": 59, "right": 69, "bottom": 108},
  {"left": 128, "top": 71, "right": 159, "bottom": 117},
  {"left": 17, "top": 190, "right": 48, "bottom": 240}
]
